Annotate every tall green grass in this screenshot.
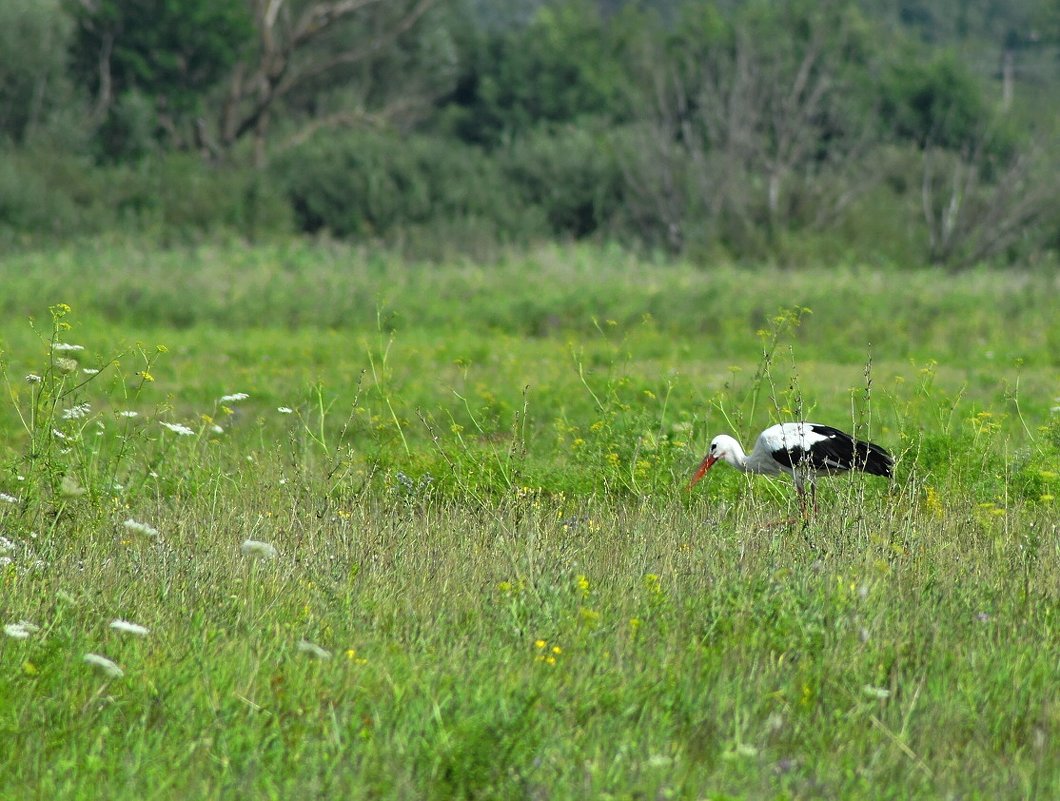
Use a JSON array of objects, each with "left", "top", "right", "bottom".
[{"left": 0, "top": 242, "right": 1057, "bottom": 799}]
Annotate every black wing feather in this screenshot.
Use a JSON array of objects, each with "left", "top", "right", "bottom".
[{"left": 768, "top": 424, "right": 892, "bottom": 477}]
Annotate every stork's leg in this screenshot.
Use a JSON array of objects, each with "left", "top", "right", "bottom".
[
  {"left": 796, "top": 482, "right": 810, "bottom": 522},
  {"left": 811, "top": 481, "right": 818, "bottom": 516}
]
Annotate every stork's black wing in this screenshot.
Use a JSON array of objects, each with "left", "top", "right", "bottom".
[{"left": 768, "top": 424, "right": 893, "bottom": 477}]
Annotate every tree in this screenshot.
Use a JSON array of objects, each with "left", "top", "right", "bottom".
[
  {"left": 442, "top": 0, "right": 637, "bottom": 146},
  {"left": 214, "top": 0, "right": 448, "bottom": 163},
  {"left": 623, "top": 0, "right": 884, "bottom": 254},
  {"left": 71, "top": 0, "right": 252, "bottom": 157},
  {"left": 0, "top": 0, "right": 76, "bottom": 144}
]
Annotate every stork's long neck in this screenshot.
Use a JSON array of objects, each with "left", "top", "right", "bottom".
[{"left": 725, "top": 439, "right": 752, "bottom": 471}]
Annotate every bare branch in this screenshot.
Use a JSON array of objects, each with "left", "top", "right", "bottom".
[{"left": 218, "top": 0, "right": 436, "bottom": 159}]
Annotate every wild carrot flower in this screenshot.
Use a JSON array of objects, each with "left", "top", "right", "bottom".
[
  {"left": 83, "top": 653, "right": 123, "bottom": 678},
  {"left": 25, "top": 374, "right": 42, "bottom": 384},
  {"left": 83, "top": 368, "right": 100, "bottom": 375},
  {"left": 123, "top": 519, "right": 159, "bottom": 539},
  {"left": 277, "top": 407, "right": 294, "bottom": 414},
  {"left": 297, "top": 640, "right": 332, "bottom": 659},
  {"left": 210, "top": 425, "right": 224, "bottom": 434},
  {"left": 117, "top": 410, "right": 139, "bottom": 418},
  {"left": 0, "top": 493, "right": 17, "bottom": 504},
  {"left": 54, "top": 358, "right": 79, "bottom": 374},
  {"left": 241, "top": 539, "right": 277, "bottom": 559},
  {"left": 160, "top": 422, "right": 195, "bottom": 436},
  {"left": 61, "top": 403, "right": 92, "bottom": 420},
  {"left": 52, "top": 343, "right": 84, "bottom": 353},
  {"left": 219, "top": 393, "right": 249, "bottom": 403},
  {"left": 4, "top": 621, "right": 39, "bottom": 639},
  {"left": 110, "top": 619, "right": 150, "bottom": 636}
]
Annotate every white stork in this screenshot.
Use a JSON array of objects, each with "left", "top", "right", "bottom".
[{"left": 687, "top": 422, "right": 893, "bottom": 513}]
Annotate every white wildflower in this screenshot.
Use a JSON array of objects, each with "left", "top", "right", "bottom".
[
  {"left": 83, "top": 368, "right": 100, "bottom": 375},
  {"left": 277, "top": 406, "right": 294, "bottom": 414},
  {"left": 123, "top": 519, "right": 159, "bottom": 539},
  {"left": 0, "top": 556, "right": 12, "bottom": 568},
  {"left": 0, "top": 536, "right": 14, "bottom": 551},
  {"left": 210, "top": 425, "right": 224, "bottom": 434},
  {"left": 240, "top": 539, "right": 277, "bottom": 559},
  {"left": 297, "top": 640, "right": 332, "bottom": 659},
  {"left": 83, "top": 653, "right": 124, "bottom": 678},
  {"left": 219, "top": 393, "right": 249, "bottom": 403},
  {"left": 110, "top": 619, "right": 150, "bottom": 637},
  {"left": 52, "top": 343, "right": 85, "bottom": 353},
  {"left": 25, "top": 374, "right": 42, "bottom": 384},
  {"left": 117, "top": 410, "right": 139, "bottom": 418},
  {"left": 4, "top": 621, "right": 39, "bottom": 639},
  {"left": 61, "top": 403, "right": 92, "bottom": 420},
  {"left": 54, "top": 357, "right": 79, "bottom": 374},
  {"left": 862, "top": 685, "right": 891, "bottom": 699},
  {"left": 0, "top": 493, "right": 17, "bottom": 504},
  {"left": 160, "top": 422, "right": 195, "bottom": 436},
  {"left": 52, "top": 429, "right": 69, "bottom": 440}
]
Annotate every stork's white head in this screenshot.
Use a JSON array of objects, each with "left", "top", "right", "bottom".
[{"left": 687, "top": 434, "right": 742, "bottom": 490}]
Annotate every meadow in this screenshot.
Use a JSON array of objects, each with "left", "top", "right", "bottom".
[{"left": 0, "top": 240, "right": 1057, "bottom": 800}]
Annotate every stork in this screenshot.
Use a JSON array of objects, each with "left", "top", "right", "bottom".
[{"left": 687, "top": 422, "right": 893, "bottom": 514}]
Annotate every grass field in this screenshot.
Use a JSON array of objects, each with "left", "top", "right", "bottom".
[{"left": 1, "top": 240, "right": 1058, "bottom": 800}]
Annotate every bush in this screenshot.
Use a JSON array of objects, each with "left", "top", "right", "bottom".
[
  {"left": 0, "top": 148, "right": 292, "bottom": 246},
  {"left": 103, "top": 154, "right": 293, "bottom": 241},
  {"left": 270, "top": 130, "right": 539, "bottom": 246},
  {"left": 501, "top": 122, "right": 625, "bottom": 239},
  {"left": 0, "top": 147, "right": 111, "bottom": 240}
]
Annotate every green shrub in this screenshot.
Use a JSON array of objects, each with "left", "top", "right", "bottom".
[
  {"left": 103, "top": 154, "right": 293, "bottom": 241},
  {"left": 0, "top": 147, "right": 111, "bottom": 239},
  {"left": 270, "top": 130, "right": 537, "bottom": 245},
  {"left": 0, "top": 149, "right": 291, "bottom": 246},
  {"left": 502, "top": 122, "right": 625, "bottom": 239}
]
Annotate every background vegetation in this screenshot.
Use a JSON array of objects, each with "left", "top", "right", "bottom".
[
  {"left": 1, "top": 2, "right": 1058, "bottom": 798},
  {"left": 0, "top": 246, "right": 1058, "bottom": 798},
  {"left": 1, "top": 0, "right": 1058, "bottom": 266}
]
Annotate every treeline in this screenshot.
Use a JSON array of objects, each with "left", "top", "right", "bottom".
[{"left": 1, "top": 0, "right": 1057, "bottom": 266}]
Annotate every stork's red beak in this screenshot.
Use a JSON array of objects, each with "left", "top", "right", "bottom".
[{"left": 687, "top": 454, "right": 718, "bottom": 491}]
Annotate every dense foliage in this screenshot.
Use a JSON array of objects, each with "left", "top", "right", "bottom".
[{"left": 0, "top": 0, "right": 1057, "bottom": 266}]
